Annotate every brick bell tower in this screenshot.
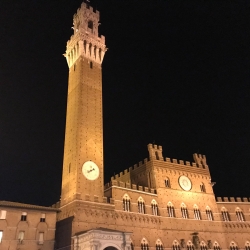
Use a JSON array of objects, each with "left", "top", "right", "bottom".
[{"left": 60, "top": 2, "right": 107, "bottom": 206}]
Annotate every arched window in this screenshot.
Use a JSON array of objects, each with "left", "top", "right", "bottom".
[
  {"left": 88, "top": 20, "right": 93, "bottom": 32},
  {"left": 221, "top": 207, "right": 230, "bottom": 221},
  {"left": 172, "top": 240, "right": 181, "bottom": 250},
  {"left": 141, "top": 238, "right": 149, "bottom": 250},
  {"left": 213, "top": 241, "right": 220, "bottom": 250},
  {"left": 155, "top": 151, "right": 160, "bottom": 160},
  {"left": 181, "top": 203, "right": 189, "bottom": 219},
  {"left": 193, "top": 205, "right": 201, "bottom": 220},
  {"left": 200, "top": 241, "right": 208, "bottom": 250},
  {"left": 165, "top": 178, "right": 171, "bottom": 188},
  {"left": 123, "top": 194, "right": 130, "bottom": 212},
  {"left": 167, "top": 202, "right": 175, "bottom": 218},
  {"left": 235, "top": 207, "right": 245, "bottom": 221},
  {"left": 138, "top": 196, "right": 145, "bottom": 214},
  {"left": 229, "top": 241, "right": 238, "bottom": 250},
  {"left": 206, "top": 206, "right": 213, "bottom": 221},
  {"left": 156, "top": 239, "right": 164, "bottom": 250},
  {"left": 151, "top": 199, "right": 158, "bottom": 216},
  {"left": 245, "top": 241, "right": 250, "bottom": 250},
  {"left": 187, "top": 241, "right": 195, "bottom": 250},
  {"left": 200, "top": 183, "right": 206, "bottom": 192}
]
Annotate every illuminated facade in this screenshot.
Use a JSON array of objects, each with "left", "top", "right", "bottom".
[
  {"left": 53, "top": 2, "right": 250, "bottom": 250},
  {"left": 0, "top": 201, "right": 58, "bottom": 250}
]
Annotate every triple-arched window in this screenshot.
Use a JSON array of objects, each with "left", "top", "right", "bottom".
[
  {"left": 141, "top": 238, "right": 149, "bottom": 250},
  {"left": 236, "top": 207, "right": 245, "bottom": 221},
  {"left": 221, "top": 207, "right": 230, "bottom": 221},
  {"left": 156, "top": 239, "right": 164, "bottom": 250},
  {"left": 229, "top": 241, "right": 238, "bottom": 250},
  {"left": 213, "top": 241, "right": 220, "bottom": 250},
  {"left": 200, "top": 241, "right": 208, "bottom": 250},
  {"left": 206, "top": 206, "right": 213, "bottom": 221},
  {"left": 193, "top": 205, "right": 201, "bottom": 220},
  {"left": 167, "top": 202, "right": 175, "bottom": 218},
  {"left": 151, "top": 199, "right": 158, "bottom": 216},
  {"left": 181, "top": 203, "right": 188, "bottom": 219},
  {"left": 138, "top": 196, "right": 145, "bottom": 214},
  {"left": 172, "top": 240, "right": 181, "bottom": 250},
  {"left": 187, "top": 240, "right": 195, "bottom": 250},
  {"left": 245, "top": 241, "right": 250, "bottom": 250},
  {"left": 123, "top": 194, "right": 130, "bottom": 212}
]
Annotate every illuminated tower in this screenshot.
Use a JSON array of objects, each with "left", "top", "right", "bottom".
[{"left": 60, "top": 2, "right": 107, "bottom": 206}]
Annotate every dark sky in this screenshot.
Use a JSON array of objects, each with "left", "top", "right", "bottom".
[{"left": 0, "top": 0, "right": 249, "bottom": 206}]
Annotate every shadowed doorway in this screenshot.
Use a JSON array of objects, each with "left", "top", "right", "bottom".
[{"left": 104, "top": 247, "right": 118, "bottom": 250}]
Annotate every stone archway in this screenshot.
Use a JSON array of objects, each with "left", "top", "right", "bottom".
[{"left": 72, "top": 228, "right": 131, "bottom": 250}]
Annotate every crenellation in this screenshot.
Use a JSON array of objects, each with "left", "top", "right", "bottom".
[
  {"left": 139, "top": 161, "right": 143, "bottom": 166},
  {"left": 230, "top": 197, "right": 235, "bottom": 202},
  {"left": 216, "top": 197, "right": 250, "bottom": 203},
  {"left": 217, "top": 197, "right": 222, "bottom": 202},
  {"left": 166, "top": 157, "right": 171, "bottom": 162},
  {"left": 192, "top": 162, "right": 196, "bottom": 167},
  {"left": 186, "top": 161, "right": 190, "bottom": 166},
  {"left": 119, "top": 181, "right": 125, "bottom": 188},
  {"left": 193, "top": 153, "right": 207, "bottom": 166},
  {"left": 104, "top": 180, "right": 157, "bottom": 195},
  {"left": 126, "top": 182, "right": 131, "bottom": 189},
  {"left": 173, "top": 159, "right": 177, "bottom": 163},
  {"left": 144, "top": 158, "right": 148, "bottom": 164},
  {"left": 179, "top": 160, "right": 184, "bottom": 165}
]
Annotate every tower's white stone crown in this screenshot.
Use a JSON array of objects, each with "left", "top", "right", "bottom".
[{"left": 64, "top": 2, "right": 107, "bottom": 68}]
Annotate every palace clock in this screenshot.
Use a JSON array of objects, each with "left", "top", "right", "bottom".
[
  {"left": 82, "top": 161, "right": 100, "bottom": 181},
  {"left": 179, "top": 176, "right": 192, "bottom": 191}
]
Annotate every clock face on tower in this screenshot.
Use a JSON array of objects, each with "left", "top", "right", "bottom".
[
  {"left": 82, "top": 161, "right": 100, "bottom": 181},
  {"left": 179, "top": 176, "right": 192, "bottom": 191}
]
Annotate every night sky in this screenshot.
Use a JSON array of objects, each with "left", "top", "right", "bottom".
[{"left": 0, "top": 0, "right": 249, "bottom": 207}]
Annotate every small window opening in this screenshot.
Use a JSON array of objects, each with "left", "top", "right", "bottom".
[
  {"left": 155, "top": 151, "right": 159, "bottom": 160},
  {"left": 21, "top": 212, "right": 27, "bottom": 221},
  {"left": 40, "top": 213, "right": 46, "bottom": 222},
  {"left": 90, "top": 61, "right": 93, "bottom": 69},
  {"left": 69, "top": 163, "right": 71, "bottom": 173},
  {"left": 0, "top": 231, "right": 3, "bottom": 243},
  {"left": 88, "top": 20, "right": 93, "bottom": 32},
  {"left": 0, "top": 210, "right": 6, "bottom": 220}
]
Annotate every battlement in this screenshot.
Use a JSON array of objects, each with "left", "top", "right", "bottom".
[
  {"left": 193, "top": 153, "right": 207, "bottom": 165},
  {"left": 111, "top": 158, "right": 148, "bottom": 181},
  {"left": 216, "top": 197, "right": 250, "bottom": 203},
  {"left": 105, "top": 180, "right": 157, "bottom": 195},
  {"left": 147, "top": 144, "right": 208, "bottom": 169},
  {"left": 79, "top": 2, "right": 100, "bottom": 17}
]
